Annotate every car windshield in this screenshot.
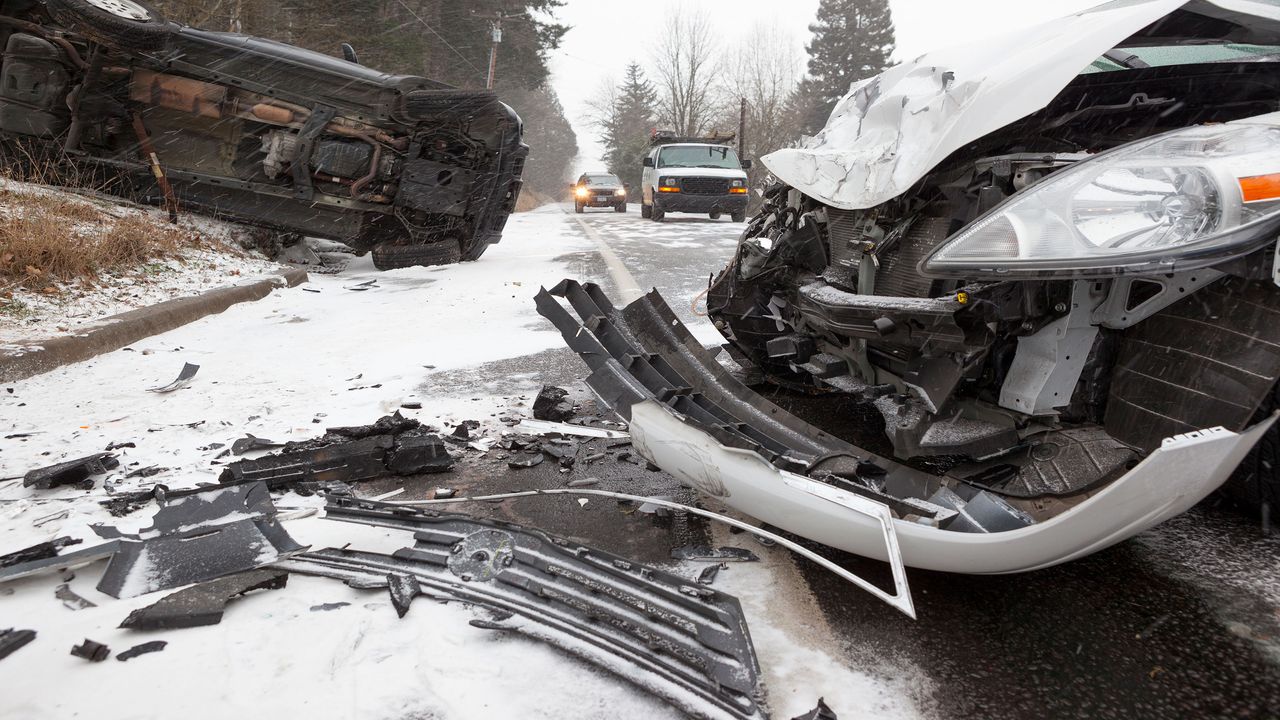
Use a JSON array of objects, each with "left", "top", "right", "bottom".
[
  {"left": 582, "top": 175, "right": 621, "bottom": 186},
  {"left": 658, "top": 146, "right": 741, "bottom": 169},
  {"left": 1086, "top": 44, "right": 1280, "bottom": 72}
]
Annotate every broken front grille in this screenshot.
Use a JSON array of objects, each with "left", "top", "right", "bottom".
[{"left": 681, "top": 177, "right": 730, "bottom": 195}]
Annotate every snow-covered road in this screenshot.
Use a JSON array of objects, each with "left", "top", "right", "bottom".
[{"left": 0, "top": 203, "right": 929, "bottom": 720}]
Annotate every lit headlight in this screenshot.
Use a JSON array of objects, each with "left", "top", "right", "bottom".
[
  {"left": 615, "top": 188, "right": 626, "bottom": 197},
  {"left": 574, "top": 186, "right": 588, "bottom": 198},
  {"left": 921, "top": 119, "right": 1280, "bottom": 278}
]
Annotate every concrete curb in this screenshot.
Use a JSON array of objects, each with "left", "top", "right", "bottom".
[{"left": 0, "top": 268, "right": 307, "bottom": 383}]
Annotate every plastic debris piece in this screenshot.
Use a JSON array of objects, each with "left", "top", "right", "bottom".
[
  {"left": 567, "top": 477, "right": 599, "bottom": 488},
  {"left": 533, "top": 385, "right": 574, "bottom": 422},
  {"left": 0, "top": 536, "right": 82, "bottom": 569},
  {"left": 147, "top": 363, "right": 200, "bottom": 393},
  {"left": 697, "top": 564, "right": 723, "bottom": 585},
  {"left": 231, "top": 434, "right": 283, "bottom": 455},
  {"left": 517, "top": 419, "right": 629, "bottom": 440},
  {"left": 387, "top": 573, "right": 421, "bottom": 618},
  {"left": 671, "top": 545, "right": 760, "bottom": 562},
  {"left": 792, "top": 698, "right": 838, "bottom": 720},
  {"left": 434, "top": 487, "right": 456, "bottom": 499},
  {"left": 310, "top": 602, "right": 350, "bottom": 612},
  {"left": 23, "top": 453, "right": 118, "bottom": 490},
  {"left": 119, "top": 569, "right": 289, "bottom": 630},
  {"left": 508, "top": 453, "right": 544, "bottom": 469},
  {"left": 55, "top": 583, "right": 96, "bottom": 610},
  {"left": 116, "top": 641, "right": 167, "bottom": 662},
  {"left": 70, "top": 638, "right": 110, "bottom": 662},
  {"left": 0, "top": 628, "right": 35, "bottom": 661}
]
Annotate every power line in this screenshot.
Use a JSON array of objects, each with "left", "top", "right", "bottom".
[{"left": 391, "top": 0, "right": 486, "bottom": 79}]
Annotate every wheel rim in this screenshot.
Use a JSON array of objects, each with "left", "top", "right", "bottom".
[{"left": 85, "top": 0, "right": 152, "bottom": 21}]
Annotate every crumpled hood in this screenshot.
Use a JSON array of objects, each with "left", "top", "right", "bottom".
[{"left": 761, "top": 0, "right": 1274, "bottom": 210}]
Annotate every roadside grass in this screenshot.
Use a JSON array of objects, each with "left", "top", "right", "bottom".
[{"left": 0, "top": 185, "right": 204, "bottom": 291}]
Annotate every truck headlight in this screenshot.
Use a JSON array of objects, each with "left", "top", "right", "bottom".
[
  {"left": 575, "top": 186, "right": 588, "bottom": 198},
  {"left": 615, "top": 188, "right": 626, "bottom": 197},
  {"left": 921, "top": 119, "right": 1280, "bottom": 278},
  {"left": 731, "top": 180, "right": 744, "bottom": 187}
]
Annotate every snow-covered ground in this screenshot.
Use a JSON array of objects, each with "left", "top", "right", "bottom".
[
  {"left": 0, "top": 179, "right": 283, "bottom": 343},
  {"left": 0, "top": 204, "right": 927, "bottom": 720}
]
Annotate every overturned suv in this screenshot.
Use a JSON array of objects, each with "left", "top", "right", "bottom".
[
  {"left": 542, "top": 0, "right": 1280, "bottom": 579},
  {"left": 0, "top": 0, "right": 526, "bottom": 269}
]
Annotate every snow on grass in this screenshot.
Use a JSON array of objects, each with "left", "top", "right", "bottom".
[{"left": 0, "top": 178, "right": 283, "bottom": 343}]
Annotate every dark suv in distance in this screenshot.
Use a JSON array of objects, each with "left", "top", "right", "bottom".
[
  {"left": 0, "top": 0, "right": 527, "bottom": 269},
  {"left": 572, "top": 172, "right": 627, "bottom": 213}
]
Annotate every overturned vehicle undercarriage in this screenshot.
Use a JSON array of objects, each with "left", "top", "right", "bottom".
[
  {"left": 542, "top": 0, "right": 1280, "bottom": 574},
  {"left": 0, "top": 0, "right": 526, "bottom": 268}
]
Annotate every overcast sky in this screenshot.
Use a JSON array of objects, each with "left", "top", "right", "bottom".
[{"left": 544, "top": 0, "right": 1105, "bottom": 174}]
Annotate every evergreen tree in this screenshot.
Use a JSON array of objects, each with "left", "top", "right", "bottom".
[
  {"left": 596, "top": 63, "right": 659, "bottom": 191},
  {"left": 798, "top": 0, "right": 894, "bottom": 134}
]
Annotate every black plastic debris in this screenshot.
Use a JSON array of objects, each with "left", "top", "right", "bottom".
[
  {"left": 0, "top": 628, "right": 35, "bottom": 661},
  {"left": 698, "top": 564, "right": 724, "bottom": 585},
  {"left": 507, "top": 453, "right": 543, "bottom": 469},
  {"left": 231, "top": 434, "right": 284, "bottom": 455},
  {"left": 104, "top": 442, "right": 136, "bottom": 451},
  {"left": 449, "top": 420, "right": 480, "bottom": 440},
  {"left": 71, "top": 638, "right": 110, "bottom": 662},
  {"left": 532, "top": 385, "right": 575, "bottom": 422},
  {"left": 117, "top": 641, "right": 167, "bottom": 662},
  {"left": 387, "top": 573, "right": 421, "bottom": 618},
  {"left": 0, "top": 542, "right": 120, "bottom": 585},
  {"left": 24, "top": 453, "right": 119, "bottom": 490},
  {"left": 310, "top": 602, "right": 350, "bottom": 612},
  {"left": 219, "top": 414, "right": 452, "bottom": 490},
  {"left": 671, "top": 546, "right": 760, "bottom": 563},
  {"left": 124, "top": 466, "right": 167, "bottom": 479},
  {"left": 278, "top": 498, "right": 764, "bottom": 720},
  {"left": 95, "top": 483, "right": 305, "bottom": 598},
  {"left": 792, "top": 698, "right": 838, "bottom": 720},
  {"left": 147, "top": 362, "right": 200, "bottom": 393},
  {"left": 0, "top": 536, "right": 82, "bottom": 569},
  {"left": 56, "top": 583, "right": 96, "bottom": 610},
  {"left": 119, "top": 569, "right": 289, "bottom": 630}
]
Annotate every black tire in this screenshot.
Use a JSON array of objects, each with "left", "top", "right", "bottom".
[
  {"left": 574, "top": 203, "right": 584, "bottom": 214},
  {"left": 400, "top": 89, "right": 501, "bottom": 121},
  {"left": 1221, "top": 380, "right": 1280, "bottom": 512},
  {"left": 731, "top": 211, "right": 747, "bottom": 223},
  {"left": 46, "top": 0, "right": 171, "bottom": 51},
  {"left": 640, "top": 202, "right": 652, "bottom": 219},
  {"left": 709, "top": 212, "right": 721, "bottom": 220},
  {"left": 652, "top": 201, "right": 665, "bottom": 223},
  {"left": 615, "top": 202, "right": 626, "bottom": 213},
  {"left": 371, "top": 240, "right": 462, "bottom": 270}
]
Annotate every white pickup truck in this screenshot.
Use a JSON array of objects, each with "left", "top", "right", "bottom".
[{"left": 640, "top": 132, "right": 751, "bottom": 223}]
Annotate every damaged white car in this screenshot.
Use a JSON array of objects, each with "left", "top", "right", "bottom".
[{"left": 539, "top": 0, "right": 1280, "bottom": 607}]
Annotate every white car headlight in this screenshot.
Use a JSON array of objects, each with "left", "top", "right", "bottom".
[
  {"left": 921, "top": 119, "right": 1280, "bottom": 278},
  {"left": 731, "top": 179, "right": 744, "bottom": 188}
]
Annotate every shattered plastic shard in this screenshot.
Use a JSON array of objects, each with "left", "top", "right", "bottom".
[
  {"left": 23, "top": 453, "right": 118, "bottom": 490},
  {"left": 119, "top": 569, "right": 289, "bottom": 630}
]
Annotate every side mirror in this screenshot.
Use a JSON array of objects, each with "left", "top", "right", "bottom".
[
  {"left": 643, "top": 158, "right": 654, "bottom": 168},
  {"left": 741, "top": 158, "right": 753, "bottom": 170},
  {"left": 624, "top": 183, "right": 631, "bottom": 189}
]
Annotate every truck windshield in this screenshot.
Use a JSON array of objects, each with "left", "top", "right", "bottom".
[{"left": 658, "top": 146, "right": 741, "bottom": 169}]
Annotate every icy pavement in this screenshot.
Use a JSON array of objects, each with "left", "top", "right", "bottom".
[{"left": 0, "top": 203, "right": 926, "bottom": 720}]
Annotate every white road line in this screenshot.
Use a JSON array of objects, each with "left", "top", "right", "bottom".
[{"left": 565, "top": 208, "right": 644, "bottom": 303}]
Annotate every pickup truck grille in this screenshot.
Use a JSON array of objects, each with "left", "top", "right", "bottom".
[{"left": 681, "top": 177, "right": 730, "bottom": 195}]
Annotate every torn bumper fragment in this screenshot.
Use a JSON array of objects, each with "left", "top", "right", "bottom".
[
  {"left": 279, "top": 498, "right": 764, "bottom": 720},
  {"left": 537, "top": 280, "right": 1276, "bottom": 575}
]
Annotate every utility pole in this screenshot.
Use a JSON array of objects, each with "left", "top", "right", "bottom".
[
  {"left": 486, "top": 16, "right": 502, "bottom": 90},
  {"left": 738, "top": 97, "right": 748, "bottom": 160}
]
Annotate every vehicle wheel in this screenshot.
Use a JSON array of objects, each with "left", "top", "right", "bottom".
[
  {"left": 574, "top": 203, "right": 584, "bottom": 214},
  {"left": 641, "top": 202, "right": 652, "bottom": 219},
  {"left": 709, "top": 212, "right": 721, "bottom": 220},
  {"left": 615, "top": 202, "right": 626, "bottom": 213},
  {"left": 46, "top": 0, "right": 171, "bottom": 51},
  {"left": 1221, "top": 380, "right": 1280, "bottom": 512},
  {"left": 731, "top": 210, "right": 747, "bottom": 223},
  {"left": 371, "top": 240, "right": 462, "bottom": 270},
  {"left": 652, "top": 201, "right": 665, "bottom": 223}
]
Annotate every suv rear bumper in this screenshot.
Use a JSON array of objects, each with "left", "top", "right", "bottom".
[{"left": 655, "top": 192, "right": 747, "bottom": 214}]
